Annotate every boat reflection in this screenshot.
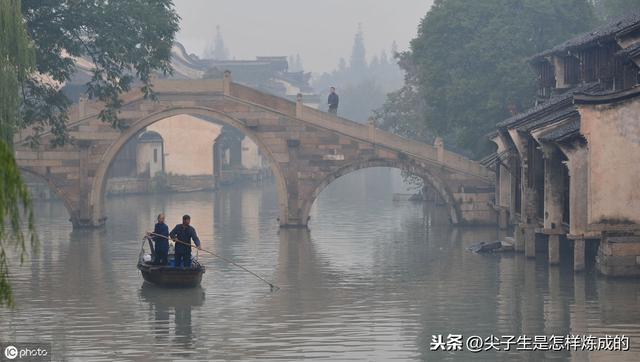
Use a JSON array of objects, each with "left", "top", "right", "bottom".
[{"left": 139, "top": 283, "right": 206, "bottom": 347}]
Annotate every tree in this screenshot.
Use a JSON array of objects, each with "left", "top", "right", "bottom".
[
  {"left": 20, "top": 0, "right": 180, "bottom": 146},
  {"left": 0, "top": 0, "right": 179, "bottom": 307},
  {"left": 349, "top": 23, "right": 367, "bottom": 79},
  {"left": 337, "top": 57, "right": 347, "bottom": 72},
  {"left": 369, "top": 55, "right": 380, "bottom": 72},
  {"left": 339, "top": 79, "right": 387, "bottom": 122},
  {"left": 313, "top": 27, "right": 404, "bottom": 123},
  {"left": 377, "top": 0, "right": 597, "bottom": 157},
  {"left": 1, "top": 0, "right": 37, "bottom": 308},
  {"left": 593, "top": 0, "right": 640, "bottom": 21},
  {"left": 375, "top": 51, "right": 428, "bottom": 140},
  {"left": 379, "top": 51, "right": 388, "bottom": 68},
  {"left": 391, "top": 41, "right": 398, "bottom": 56}
]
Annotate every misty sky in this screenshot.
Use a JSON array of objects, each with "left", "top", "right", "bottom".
[{"left": 173, "top": 0, "right": 434, "bottom": 74}]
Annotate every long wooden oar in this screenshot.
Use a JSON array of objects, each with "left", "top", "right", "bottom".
[{"left": 147, "top": 231, "right": 280, "bottom": 291}]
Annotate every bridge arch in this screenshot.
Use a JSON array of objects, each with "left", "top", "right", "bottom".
[
  {"left": 300, "top": 158, "right": 461, "bottom": 225},
  {"left": 89, "top": 106, "right": 289, "bottom": 226},
  {"left": 19, "top": 167, "right": 77, "bottom": 224}
]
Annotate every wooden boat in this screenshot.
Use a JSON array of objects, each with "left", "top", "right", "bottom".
[
  {"left": 137, "top": 237, "right": 205, "bottom": 288},
  {"left": 137, "top": 260, "right": 205, "bottom": 288}
]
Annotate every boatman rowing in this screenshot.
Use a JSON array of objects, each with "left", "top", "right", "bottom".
[{"left": 170, "top": 214, "right": 201, "bottom": 268}]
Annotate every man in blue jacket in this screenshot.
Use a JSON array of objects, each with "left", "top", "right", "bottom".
[
  {"left": 152, "top": 213, "right": 169, "bottom": 265},
  {"left": 170, "top": 215, "right": 201, "bottom": 268}
]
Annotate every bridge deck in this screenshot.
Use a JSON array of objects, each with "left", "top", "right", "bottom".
[{"left": 228, "top": 82, "right": 493, "bottom": 183}]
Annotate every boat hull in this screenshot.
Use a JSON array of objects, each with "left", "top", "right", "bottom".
[{"left": 137, "top": 262, "right": 205, "bottom": 288}]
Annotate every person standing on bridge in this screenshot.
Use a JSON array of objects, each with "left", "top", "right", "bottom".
[
  {"left": 170, "top": 215, "right": 201, "bottom": 268},
  {"left": 328, "top": 87, "right": 339, "bottom": 115}
]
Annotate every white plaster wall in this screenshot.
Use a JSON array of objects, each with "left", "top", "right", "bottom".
[
  {"left": 241, "top": 137, "right": 263, "bottom": 170},
  {"left": 148, "top": 115, "right": 223, "bottom": 176},
  {"left": 579, "top": 99, "right": 640, "bottom": 224},
  {"left": 491, "top": 134, "right": 512, "bottom": 208},
  {"left": 566, "top": 146, "right": 589, "bottom": 235},
  {"left": 136, "top": 142, "right": 163, "bottom": 176}
]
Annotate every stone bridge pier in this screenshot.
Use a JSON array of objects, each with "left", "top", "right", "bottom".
[{"left": 15, "top": 76, "right": 495, "bottom": 229}]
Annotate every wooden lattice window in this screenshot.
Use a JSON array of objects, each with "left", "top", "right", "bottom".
[{"left": 564, "top": 56, "right": 580, "bottom": 85}]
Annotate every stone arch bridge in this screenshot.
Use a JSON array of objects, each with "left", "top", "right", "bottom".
[{"left": 14, "top": 73, "right": 495, "bottom": 228}]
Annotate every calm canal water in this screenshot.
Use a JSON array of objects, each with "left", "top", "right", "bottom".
[{"left": 1, "top": 168, "right": 639, "bottom": 361}]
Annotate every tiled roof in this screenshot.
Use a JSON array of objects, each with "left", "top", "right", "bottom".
[
  {"left": 617, "top": 41, "right": 640, "bottom": 58},
  {"left": 532, "top": 12, "right": 640, "bottom": 60},
  {"left": 496, "top": 83, "right": 598, "bottom": 129},
  {"left": 518, "top": 106, "right": 578, "bottom": 132},
  {"left": 479, "top": 152, "right": 499, "bottom": 167},
  {"left": 496, "top": 92, "right": 572, "bottom": 128},
  {"left": 539, "top": 118, "right": 581, "bottom": 143},
  {"left": 138, "top": 130, "right": 163, "bottom": 142},
  {"left": 574, "top": 84, "right": 640, "bottom": 104},
  {"left": 479, "top": 150, "right": 511, "bottom": 171}
]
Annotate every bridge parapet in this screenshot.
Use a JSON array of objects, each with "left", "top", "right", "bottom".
[
  {"left": 227, "top": 82, "right": 493, "bottom": 184},
  {"left": 300, "top": 108, "right": 492, "bottom": 182},
  {"left": 153, "top": 78, "right": 224, "bottom": 94},
  {"left": 230, "top": 82, "right": 296, "bottom": 116}
]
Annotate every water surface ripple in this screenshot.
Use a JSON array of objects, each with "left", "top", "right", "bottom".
[{"left": 1, "top": 169, "right": 639, "bottom": 361}]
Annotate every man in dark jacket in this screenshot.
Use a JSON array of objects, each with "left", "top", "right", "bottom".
[
  {"left": 328, "top": 87, "right": 339, "bottom": 114},
  {"left": 170, "top": 214, "right": 201, "bottom": 268},
  {"left": 152, "top": 213, "right": 169, "bottom": 265}
]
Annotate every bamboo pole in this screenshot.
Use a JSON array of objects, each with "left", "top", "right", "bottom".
[{"left": 147, "top": 232, "right": 279, "bottom": 291}]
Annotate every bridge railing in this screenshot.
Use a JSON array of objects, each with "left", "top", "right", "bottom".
[
  {"left": 298, "top": 105, "right": 493, "bottom": 180},
  {"left": 302, "top": 107, "right": 492, "bottom": 179},
  {"left": 153, "top": 78, "right": 224, "bottom": 95},
  {"left": 300, "top": 106, "right": 373, "bottom": 139},
  {"left": 226, "top": 81, "right": 492, "bottom": 181},
  {"left": 230, "top": 83, "right": 296, "bottom": 116}
]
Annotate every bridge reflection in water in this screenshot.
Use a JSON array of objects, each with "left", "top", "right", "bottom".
[{"left": 0, "top": 169, "right": 639, "bottom": 361}]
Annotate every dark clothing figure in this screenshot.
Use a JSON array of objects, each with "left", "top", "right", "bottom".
[
  {"left": 153, "top": 222, "right": 169, "bottom": 265},
  {"left": 175, "top": 252, "right": 191, "bottom": 269},
  {"left": 170, "top": 224, "right": 201, "bottom": 268},
  {"left": 328, "top": 92, "right": 339, "bottom": 114}
]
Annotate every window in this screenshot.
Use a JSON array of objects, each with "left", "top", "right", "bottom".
[
  {"left": 153, "top": 148, "right": 158, "bottom": 163},
  {"left": 564, "top": 56, "right": 580, "bottom": 85}
]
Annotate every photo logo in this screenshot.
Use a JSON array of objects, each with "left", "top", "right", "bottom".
[
  {"left": 3, "top": 346, "right": 18, "bottom": 360},
  {"left": 0, "top": 343, "right": 50, "bottom": 361}
]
